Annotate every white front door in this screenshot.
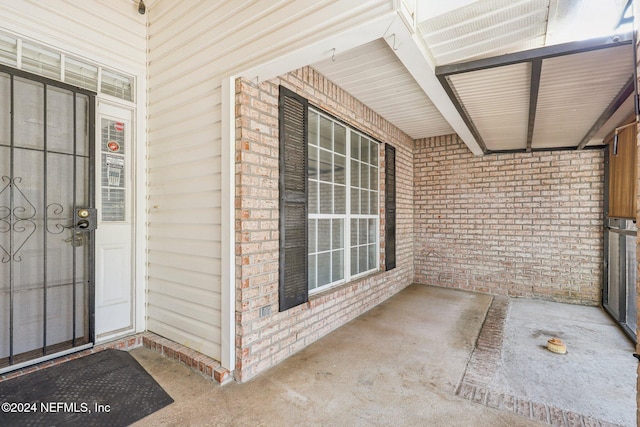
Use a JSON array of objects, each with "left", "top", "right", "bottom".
[{"left": 95, "top": 102, "right": 134, "bottom": 338}]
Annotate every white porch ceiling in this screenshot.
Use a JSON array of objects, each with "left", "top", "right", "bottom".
[
  {"left": 312, "top": 39, "right": 454, "bottom": 139},
  {"left": 306, "top": 0, "right": 633, "bottom": 154}
]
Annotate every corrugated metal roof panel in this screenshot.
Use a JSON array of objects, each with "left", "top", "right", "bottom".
[
  {"left": 433, "top": 28, "right": 546, "bottom": 64},
  {"left": 420, "top": 0, "right": 546, "bottom": 33},
  {"left": 419, "top": 0, "right": 549, "bottom": 65},
  {"left": 312, "top": 39, "right": 454, "bottom": 139},
  {"left": 448, "top": 62, "right": 531, "bottom": 150},
  {"left": 532, "top": 44, "right": 633, "bottom": 148}
]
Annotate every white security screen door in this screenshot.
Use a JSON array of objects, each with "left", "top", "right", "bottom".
[
  {"left": 95, "top": 103, "right": 134, "bottom": 338},
  {"left": 0, "top": 67, "right": 95, "bottom": 372}
]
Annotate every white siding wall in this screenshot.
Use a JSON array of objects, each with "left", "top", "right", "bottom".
[
  {"left": 0, "top": 0, "right": 146, "bottom": 75},
  {"left": 147, "top": 0, "right": 395, "bottom": 362}
]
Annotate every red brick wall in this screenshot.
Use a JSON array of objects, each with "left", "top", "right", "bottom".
[
  {"left": 414, "top": 134, "right": 604, "bottom": 305},
  {"left": 235, "top": 67, "right": 414, "bottom": 381}
]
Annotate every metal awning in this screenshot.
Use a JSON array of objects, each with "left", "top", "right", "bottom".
[
  {"left": 302, "top": 1, "right": 635, "bottom": 155},
  {"left": 435, "top": 33, "right": 634, "bottom": 153}
]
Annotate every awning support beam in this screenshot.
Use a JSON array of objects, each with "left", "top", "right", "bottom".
[
  {"left": 435, "top": 32, "right": 634, "bottom": 153},
  {"left": 576, "top": 77, "right": 634, "bottom": 150},
  {"left": 436, "top": 32, "right": 633, "bottom": 77},
  {"left": 526, "top": 59, "right": 542, "bottom": 152}
]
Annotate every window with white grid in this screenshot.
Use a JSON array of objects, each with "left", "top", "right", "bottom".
[{"left": 307, "top": 108, "right": 379, "bottom": 293}]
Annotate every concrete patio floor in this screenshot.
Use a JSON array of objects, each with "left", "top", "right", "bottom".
[
  {"left": 132, "top": 285, "right": 546, "bottom": 426},
  {"left": 457, "top": 296, "right": 635, "bottom": 427},
  {"left": 498, "top": 298, "right": 635, "bottom": 426},
  {"left": 129, "top": 284, "right": 635, "bottom": 427}
]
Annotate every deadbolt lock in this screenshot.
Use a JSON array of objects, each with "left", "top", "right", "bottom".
[{"left": 74, "top": 208, "right": 97, "bottom": 231}]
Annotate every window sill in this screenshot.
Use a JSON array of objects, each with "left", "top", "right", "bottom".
[{"left": 308, "top": 268, "right": 385, "bottom": 305}]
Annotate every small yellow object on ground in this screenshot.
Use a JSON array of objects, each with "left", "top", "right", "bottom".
[{"left": 547, "top": 337, "right": 567, "bottom": 354}]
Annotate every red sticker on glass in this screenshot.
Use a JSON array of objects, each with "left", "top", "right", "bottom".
[
  {"left": 107, "top": 141, "right": 120, "bottom": 152},
  {"left": 114, "top": 122, "right": 124, "bottom": 131}
]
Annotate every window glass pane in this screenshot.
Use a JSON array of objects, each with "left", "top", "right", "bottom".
[
  {"left": 101, "top": 68, "right": 133, "bottom": 101},
  {"left": 309, "top": 180, "right": 318, "bottom": 214},
  {"left": 361, "top": 165, "right": 369, "bottom": 190},
  {"left": 359, "top": 219, "right": 367, "bottom": 245},
  {"left": 102, "top": 120, "right": 126, "bottom": 153},
  {"left": 22, "top": 42, "right": 61, "bottom": 80},
  {"left": 350, "top": 219, "right": 358, "bottom": 246},
  {"left": 319, "top": 183, "right": 332, "bottom": 214},
  {"left": 351, "top": 219, "right": 358, "bottom": 246},
  {"left": 308, "top": 111, "right": 318, "bottom": 146},
  {"left": 332, "top": 250, "right": 344, "bottom": 282},
  {"left": 332, "top": 219, "right": 344, "bottom": 249},
  {"left": 368, "top": 244, "right": 376, "bottom": 270},
  {"left": 308, "top": 219, "right": 316, "bottom": 253},
  {"left": 351, "top": 132, "right": 360, "bottom": 158},
  {"left": 0, "top": 34, "right": 17, "bottom": 67},
  {"left": 335, "top": 185, "right": 346, "bottom": 214},
  {"left": 65, "top": 57, "right": 98, "bottom": 92},
  {"left": 319, "top": 150, "right": 332, "bottom": 182},
  {"left": 319, "top": 116, "right": 332, "bottom": 150},
  {"left": 368, "top": 218, "right": 376, "bottom": 244},
  {"left": 351, "top": 247, "right": 358, "bottom": 275},
  {"left": 359, "top": 246, "right": 368, "bottom": 273},
  {"left": 351, "top": 188, "right": 359, "bottom": 214},
  {"left": 309, "top": 145, "right": 318, "bottom": 181},
  {"left": 101, "top": 118, "right": 126, "bottom": 221},
  {"left": 369, "top": 166, "right": 377, "bottom": 190},
  {"left": 371, "top": 166, "right": 378, "bottom": 190},
  {"left": 370, "top": 191, "right": 378, "bottom": 215},
  {"left": 308, "top": 255, "right": 317, "bottom": 290},
  {"left": 350, "top": 160, "right": 359, "bottom": 187},
  {"left": 360, "top": 137, "right": 370, "bottom": 164},
  {"left": 317, "top": 252, "right": 331, "bottom": 286},
  {"left": 318, "top": 219, "right": 331, "bottom": 252},
  {"left": 334, "top": 123, "right": 346, "bottom": 154},
  {"left": 370, "top": 141, "right": 378, "bottom": 165},
  {"left": 361, "top": 190, "right": 370, "bottom": 215},
  {"left": 335, "top": 154, "right": 345, "bottom": 184}
]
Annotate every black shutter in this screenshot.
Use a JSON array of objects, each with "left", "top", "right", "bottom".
[
  {"left": 279, "top": 86, "right": 309, "bottom": 311},
  {"left": 385, "top": 144, "right": 396, "bottom": 271}
]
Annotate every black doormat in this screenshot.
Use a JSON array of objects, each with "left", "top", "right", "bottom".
[{"left": 0, "top": 349, "right": 173, "bottom": 426}]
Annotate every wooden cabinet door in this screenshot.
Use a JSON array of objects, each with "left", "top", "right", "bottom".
[{"left": 609, "top": 123, "right": 637, "bottom": 219}]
